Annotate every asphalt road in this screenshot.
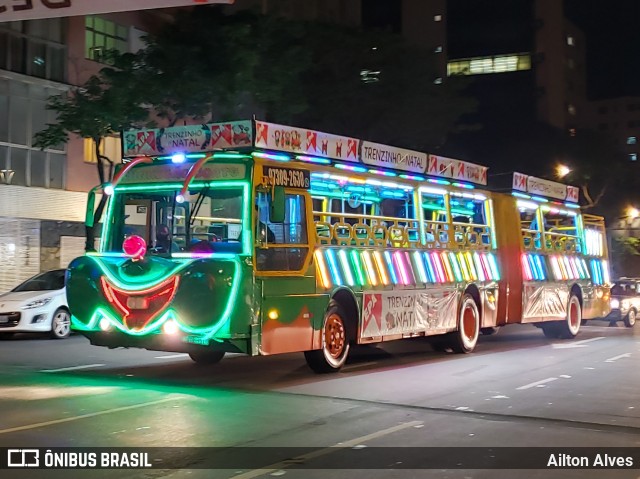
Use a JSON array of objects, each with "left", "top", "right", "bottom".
[{"left": 0, "top": 321, "right": 639, "bottom": 479}]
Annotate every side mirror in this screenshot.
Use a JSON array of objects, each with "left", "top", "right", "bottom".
[
  {"left": 270, "top": 186, "right": 286, "bottom": 223},
  {"left": 85, "top": 188, "right": 96, "bottom": 228}
]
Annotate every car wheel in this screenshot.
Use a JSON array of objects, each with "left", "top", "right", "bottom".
[
  {"left": 624, "top": 309, "right": 637, "bottom": 328},
  {"left": 189, "top": 350, "right": 225, "bottom": 365},
  {"left": 50, "top": 308, "right": 71, "bottom": 339}
]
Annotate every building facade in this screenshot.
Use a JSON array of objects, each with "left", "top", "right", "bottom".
[{"left": 0, "top": 11, "right": 166, "bottom": 290}]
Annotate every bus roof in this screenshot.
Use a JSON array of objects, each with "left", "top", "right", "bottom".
[{"left": 121, "top": 119, "right": 489, "bottom": 186}]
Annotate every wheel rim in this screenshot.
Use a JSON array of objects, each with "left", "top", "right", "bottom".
[
  {"left": 324, "top": 313, "right": 346, "bottom": 359},
  {"left": 53, "top": 311, "right": 70, "bottom": 337},
  {"left": 461, "top": 300, "right": 479, "bottom": 350},
  {"left": 629, "top": 310, "right": 636, "bottom": 325},
  {"left": 462, "top": 304, "right": 477, "bottom": 343},
  {"left": 569, "top": 302, "right": 579, "bottom": 329}
]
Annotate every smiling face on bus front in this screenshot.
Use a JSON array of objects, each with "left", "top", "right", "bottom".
[{"left": 105, "top": 184, "right": 248, "bottom": 256}]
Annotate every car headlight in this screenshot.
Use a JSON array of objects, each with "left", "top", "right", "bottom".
[
  {"left": 610, "top": 298, "right": 620, "bottom": 309},
  {"left": 21, "top": 297, "right": 53, "bottom": 309}
]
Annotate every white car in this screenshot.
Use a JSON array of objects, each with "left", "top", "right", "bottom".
[{"left": 0, "top": 269, "right": 70, "bottom": 339}]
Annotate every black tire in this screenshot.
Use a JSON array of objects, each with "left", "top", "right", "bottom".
[
  {"left": 50, "top": 308, "right": 71, "bottom": 339},
  {"left": 480, "top": 327, "right": 499, "bottom": 336},
  {"left": 557, "top": 294, "right": 582, "bottom": 339},
  {"left": 448, "top": 294, "right": 480, "bottom": 354},
  {"left": 305, "top": 300, "right": 351, "bottom": 373},
  {"left": 624, "top": 309, "right": 637, "bottom": 328},
  {"left": 541, "top": 323, "right": 560, "bottom": 339},
  {"left": 189, "top": 350, "right": 225, "bottom": 365}
]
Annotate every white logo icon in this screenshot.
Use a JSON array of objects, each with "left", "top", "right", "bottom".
[{"left": 8, "top": 449, "right": 40, "bottom": 467}]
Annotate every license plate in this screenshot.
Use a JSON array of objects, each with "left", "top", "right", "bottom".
[
  {"left": 0, "top": 316, "right": 7, "bottom": 323},
  {"left": 127, "top": 297, "right": 149, "bottom": 310},
  {"left": 183, "top": 336, "right": 209, "bottom": 346}
]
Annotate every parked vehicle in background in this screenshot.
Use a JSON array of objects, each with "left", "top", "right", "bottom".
[
  {"left": 605, "top": 278, "right": 640, "bottom": 328},
  {"left": 0, "top": 269, "right": 70, "bottom": 339}
]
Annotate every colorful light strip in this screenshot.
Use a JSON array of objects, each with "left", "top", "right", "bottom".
[
  {"left": 413, "top": 251, "right": 428, "bottom": 283},
  {"left": 312, "top": 249, "right": 502, "bottom": 288},
  {"left": 449, "top": 252, "right": 463, "bottom": 282},
  {"left": 314, "top": 250, "right": 331, "bottom": 289},
  {"left": 350, "top": 250, "right": 367, "bottom": 286},
  {"left": 296, "top": 155, "right": 331, "bottom": 165},
  {"left": 384, "top": 251, "right": 399, "bottom": 284},
  {"left": 373, "top": 251, "right": 390, "bottom": 285},
  {"left": 336, "top": 163, "right": 368, "bottom": 173},
  {"left": 326, "top": 249, "right": 343, "bottom": 286},
  {"left": 521, "top": 254, "right": 533, "bottom": 281},
  {"left": 339, "top": 249, "right": 355, "bottom": 286},
  {"left": 253, "top": 151, "right": 290, "bottom": 162}
]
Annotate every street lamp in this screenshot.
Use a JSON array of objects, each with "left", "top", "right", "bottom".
[{"left": 556, "top": 164, "right": 571, "bottom": 179}]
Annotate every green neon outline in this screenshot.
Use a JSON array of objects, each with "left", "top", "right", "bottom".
[
  {"left": 77, "top": 257, "right": 242, "bottom": 340},
  {"left": 89, "top": 256, "right": 192, "bottom": 289},
  {"left": 103, "top": 181, "right": 250, "bottom": 256}
]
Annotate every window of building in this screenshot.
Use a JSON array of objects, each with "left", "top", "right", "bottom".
[
  {"left": 434, "top": 46, "right": 443, "bottom": 53},
  {"left": 627, "top": 136, "right": 637, "bottom": 145},
  {"left": 434, "top": 77, "right": 443, "bottom": 84},
  {"left": 0, "top": 79, "right": 66, "bottom": 189},
  {"left": 434, "top": 15, "right": 442, "bottom": 22},
  {"left": 567, "top": 35, "right": 575, "bottom": 46},
  {"left": 447, "top": 53, "right": 531, "bottom": 76},
  {"left": 83, "top": 136, "right": 122, "bottom": 164},
  {"left": 630, "top": 153, "right": 638, "bottom": 162},
  {"left": 0, "top": 19, "right": 66, "bottom": 82},
  {"left": 85, "top": 16, "right": 129, "bottom": 63}
]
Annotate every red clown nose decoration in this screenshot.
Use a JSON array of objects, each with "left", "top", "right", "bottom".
[{"left": 123, "top": 235, "right": 147, "bottom": 261}]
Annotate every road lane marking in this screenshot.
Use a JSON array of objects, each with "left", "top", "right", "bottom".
[
  {"left": 40, "top": 364, "right": 105, "bottom": 373},
  {"left": 0, "top": 396, "right": 181, "bottom": 435},
  {"left": 342, "top": 362, "right": 378, "bottom": 371},
  {"left": 516, "top": 377, "right": 558, "bottom": 390},
  {"left": 232, "top": 421, "right": 423, "bottom": 479},
  {"left": 154, "top": 354, "right": 189, "bottom": 359},
  {"left": 552, "top": 337, "right": 605, "bottom": 349},
  {"left": 605, "top": 353, "right": 631, "bottom": 363}
]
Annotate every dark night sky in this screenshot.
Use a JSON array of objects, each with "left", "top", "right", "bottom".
[{"left": 565, "top": 0, "right": 640, "bottom": 99}]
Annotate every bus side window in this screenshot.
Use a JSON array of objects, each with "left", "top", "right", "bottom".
[{"left": 256, "top": 193, "right": 309, "bottom": 272}]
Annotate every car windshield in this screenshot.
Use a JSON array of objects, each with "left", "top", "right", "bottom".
[
  {"left": 611, "top": 281, "right": 639, "bottom": 296},
  {"left": 12, "top": 270, "right": 66, "bottom": 292}
]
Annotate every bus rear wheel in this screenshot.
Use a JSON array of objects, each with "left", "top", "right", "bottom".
[
  {"left": 189, "top": 350, "right": 225, "bottom": 365},
  {"left": 305, "top": 300, "right": 350, "bottom": 373},
  {"left": 447, "top": 294, "right": 480, "bottom": 354},
  {"left": 557, "top": 294, "right": 581, "bottom": 339}
]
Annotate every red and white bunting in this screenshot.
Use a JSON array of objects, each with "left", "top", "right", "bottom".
[
  {"left": 513, "top": 172, "right": 579, "bottom": 202},
  {"left": 427, "top": 155, "right": 488, "bottom": 185},
  {"left": 255, "top": 121, "right": 359, "bottom": 162}
]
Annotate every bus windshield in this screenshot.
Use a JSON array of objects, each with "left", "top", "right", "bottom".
[{"left": 105, "top": 185, "right": 246, "bottom": 256}]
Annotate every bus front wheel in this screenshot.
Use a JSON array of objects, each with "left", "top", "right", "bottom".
[
  {"left": 189, "top": 350, "right": 225, "bottom": 365},
  {"left": 305, "top": 300, "right": 351, "bottom": 373}
]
